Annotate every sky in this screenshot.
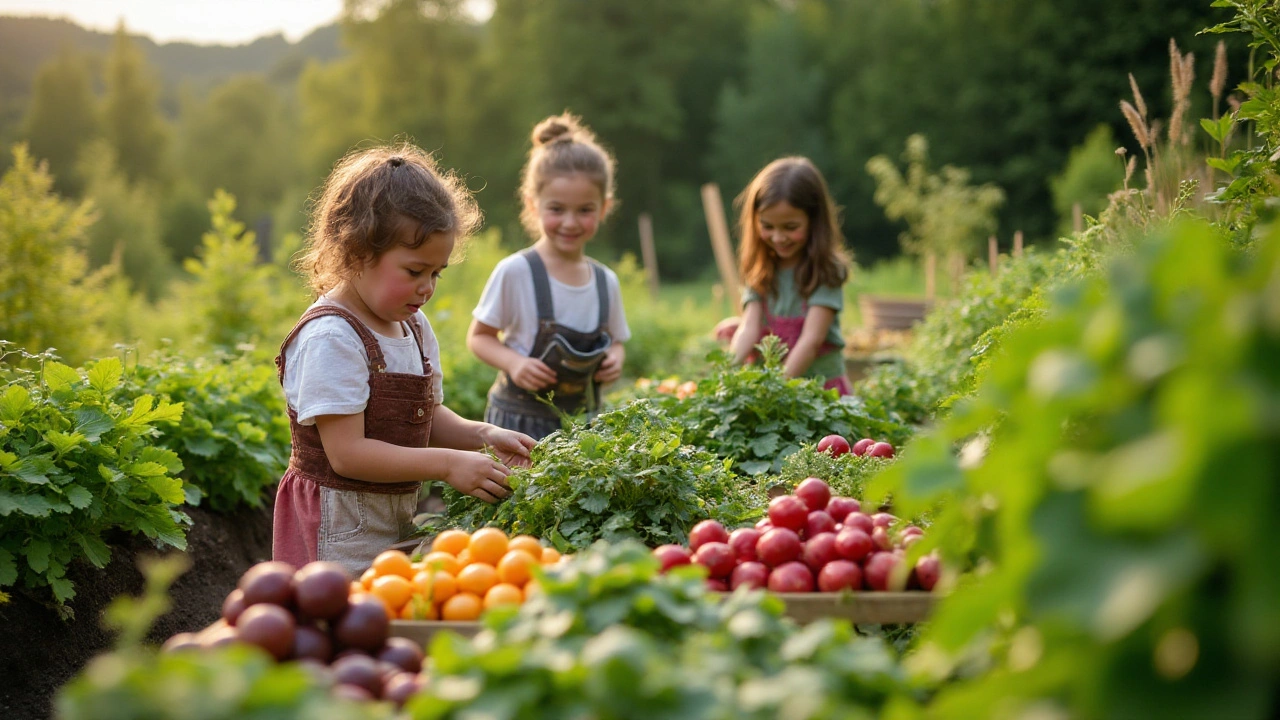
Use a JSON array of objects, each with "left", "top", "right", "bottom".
[{"left": 0, "top": 0, "right": 345, "bottom": 45}]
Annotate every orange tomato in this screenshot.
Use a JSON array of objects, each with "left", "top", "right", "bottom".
[
  {"left": 372, "top": 550, "right": 415, "bottom": 580},
  {"left": 440, "top": 592, "right": 483, "bottom": 621},
  {"left": 541, "top": 547, "right": 562, "bottom": 565},
  {"left": 456, "top": 562, "right": 498, "bottom": 596},
  {"left": 508, "top": 535, "right": 544, "bottom": 557},
  {"left": 484, "top": 583, "right": 523, "bottom": 608},
  {"left": 399, "top": 595, "right": 437, "bottom": 620},
  {"left": 371, "top": 574, "right": 413, "bottom": 612},
  {"left": 360, "top": 567, "right": 378, "bottom": 590},
  {"left": 468, "top": 528, "right": 509, "bottom": 566},
  {"left": 420, "top": 551, "right": 460, "bottom": 576},
  {"left": 496, "top": 549, "right": 539, "bottom": 587},
  {"left": 455, "top": 548, "right": 472, "bottom": 567},
  {"left": 412, "top": 569, "right": 457, "bottom": 605},
  {"left": 432, "top": 529, "right": 471, "bottom": 556},
  {"left": 350, "top": 581, "right": 365, "bottom": 595}
]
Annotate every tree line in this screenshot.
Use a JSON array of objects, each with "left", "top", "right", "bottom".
[{"left": 9, "top": 0, "right": 1232, "bottom": 293}]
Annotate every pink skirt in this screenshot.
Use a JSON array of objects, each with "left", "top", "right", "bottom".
[{"left": 272, "top": 469, "right": 322, "bottom": 570}]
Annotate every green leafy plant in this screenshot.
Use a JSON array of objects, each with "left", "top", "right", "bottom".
[
  {"left": 660, "top": 338, "right": 910, "bottom": 475},
  {"left": 121, "top": 348, "right": 289, "bottom": 511},
  {"left": 444, "top": 400, "right": 763, "bottom": 549},
  {"left": 0, "top": 345, "right": 187, "bottom": 611},
  {"left": 764, "top": 444, "right": 893, "bottom": 504},
  {"left": 869, "top": 220, "right": 1280, "bottom": 717}
]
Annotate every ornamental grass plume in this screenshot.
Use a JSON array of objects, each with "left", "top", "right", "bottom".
[
  {"left": 1121, "top": 101, "right": 1151, "bottom": 150},
  {"left": 1168, "top": 39, "right": 1195, "bottom": 146},
  {"left": 1211, "top": 40, "right": 1228, "bottom": 120}
]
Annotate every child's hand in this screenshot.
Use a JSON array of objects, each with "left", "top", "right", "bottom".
[
  {"left": 445, "top": 450, "right": 513, "bottom": 503},
  {"left": 510, "top": 357, "right": 557, "bottom": 391},
  {"left": 481, "top": 425, "right": 536, "bottom": 469},
  {"left": 594, "top": 344, "right": 626, "bottom": 383}
]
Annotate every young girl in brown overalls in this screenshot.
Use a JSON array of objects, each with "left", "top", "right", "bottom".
[
  {"left": 273, "top": 145, "right": 536, "bottom": 577},
  {"left": 730, "top": 157, "right": 854, "bottom": 394},
  {"left": 468, "top": 114, "right": 630, "bottom": 440}
]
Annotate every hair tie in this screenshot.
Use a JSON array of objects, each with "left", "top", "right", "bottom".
[{"left": 389, "top": 156, "right": 404, "bottom": 168}]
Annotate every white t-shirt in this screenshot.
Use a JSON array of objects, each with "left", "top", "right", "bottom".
[
  {"left": 472, "top": 253, "right": 631, "bottom": 357},
  {"left": 281, "top": 297, "right": 444, "bottom": 426}
]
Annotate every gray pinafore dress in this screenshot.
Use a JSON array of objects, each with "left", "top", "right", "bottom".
[{"left": 483, "top": 249, "right": 611, "bottom": 440}]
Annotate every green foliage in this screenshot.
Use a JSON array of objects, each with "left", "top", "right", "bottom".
[
  {"left": 0, "top": 347, "right": 188, "bottom": 611},
  {"left": 56, "top": 555, "right": 388, "bottom": 720},
  {"left": 445, "top": 400, "right": 763, "bottom": 549},
  {"left": 765, "top": 445, "right": 893, "bottom": 504},
  {"left": 660, "top": 338, "right": 910, "bottom": 475},
  {"left": 870, "top": 221, "right": 1280, "bottom": 717},
  {"left": 866, "top": 134, "right": 1006, "bottom": 259},
  {"left": 100, "top": 25, "right": 168, "bottom": 187},
  {"left": 21, "top": 50, "right": 97, "bottom": 197},
  {"left": 614, "top": 254, "right": 724, "bottom": 383},
  {"left": 121, "top": 349, "right": 289, "bottom": 512},
  {"left": 1050, "top": 124, "right": 1124, "bottom": 235},
  {"left": 409, "top": 540, "right": 913, "bottom": 720},
  {"left": 0, "top": 144, "right": 111, "bottom": 365}
]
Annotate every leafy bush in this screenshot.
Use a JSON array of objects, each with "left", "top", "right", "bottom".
[
  {"left": 870, "top": 220, "right": 1280, "bottom": 717},
  {"left": 0, "top": 348, "right": 188, "bottom": 610},
  {"left": 121, "top": 349, "right": 289, "bottom": 512},
  {"left": 659, "top": 338, "right": 910, "bottom": 475},
  {"left": 765, "top": 444, "right": 893, "bottom": 504},
  {"left": 445, "top": 399, "right": 763, "bottom": 549}
]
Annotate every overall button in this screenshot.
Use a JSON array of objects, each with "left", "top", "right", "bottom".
[{"left": 416, "top": 408, "right": 425, "bottom": 417}]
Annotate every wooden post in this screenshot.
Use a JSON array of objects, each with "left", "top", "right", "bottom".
[
  {"left": 637, "top": 212, "right": 660, "bottom": 301},
  {"left": 700, "top": 183, "right": 740, "bottom": 305},
  {"left": 988, "top": 235, "right": 998, "bottom": 275},
  {"left": 1013, "top": 230, "right": 1024, "bottom": 258},
  {"left": 1072, "top": 203, "right": 1084, "bottom": 234},
  {"left": 924, "top": 252, "right": 937, "bottom": 300},
  {"left": 948, "top": 251, "right": 963, "bottom": 294}
]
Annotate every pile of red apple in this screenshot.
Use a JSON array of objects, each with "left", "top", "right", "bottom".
[
  {"left": 817, "top": 433, "right": 895, "bottom": 459},
  {"left": 653, "top": 477, "right": 939, "bottom": 594},
  {"left": 161, "top": 561, "right": 425, "bottom": 706}
]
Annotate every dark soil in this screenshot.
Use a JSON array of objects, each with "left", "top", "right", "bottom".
[{"left": 0, "top": 501, "right": 274, "bottom": 720}]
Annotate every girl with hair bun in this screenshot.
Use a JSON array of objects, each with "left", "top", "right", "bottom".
[{"left": 468, "top": 113, "right": 631, "bottom": 440}]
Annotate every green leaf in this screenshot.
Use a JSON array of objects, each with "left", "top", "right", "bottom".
[
  {"left": 49, "top": 576, "right": 74, "bottom": 603},
  {"left": 0, "top": 549, "right": 16, "bottom": 585},
  {"left": 0, "top": 385, "right": 33, "bottom": 423},
  {"left": 74, "top": 408, "right": 115, "bottom": 443},
  {"left": 579, "top": 492, "right": 610, "bottom": 514},
  {"left": 738, "top": 460, "right": 772, "bottom": 475},
  {"left": 127, "top": 461, "right": 170, "bottom": 478},
  {"left": 26, "top": 539, "right": 52, "bottom": 572},
  {"left": 1206, "top": 156, "right": 1243, "bottom": 174},
  {"left": 87, "top": 357, "right": 124, "bottom": 393},
  {"left": 44, "top": 430, "right": 86, "bottom": 456},
  {"left": 143, "top": 475, "right": 186, "bottom": 505},
  {"left": 749, "top": 433, "right": 780, "bottom": 459},
  {"left": 10, "top": 456, "right": 53, "bottom": 485},
  {"left": 65, "top": 485, "right": 93, "bottom": 509},
  {"left": 76, "top": 535, "right": 112, "bottom": 568},
  {"left": 42, "top": 362, "right": 80, "bottom": 394},
  {"left": 0, "top": 490, "right": 61, "bottom": 517},
  {"left": 183, "top": 435, "right": 222, "bottom": 458}
]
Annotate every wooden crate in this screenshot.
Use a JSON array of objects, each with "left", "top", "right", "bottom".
[{"left": 389, "top": 591, "right": 935, "bottom": 645}]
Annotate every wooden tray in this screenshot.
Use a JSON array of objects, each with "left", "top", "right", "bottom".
[{"left": 389, "top": 591, "right": 935, "bottom": 645}]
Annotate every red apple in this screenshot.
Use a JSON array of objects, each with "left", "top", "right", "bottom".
[
  {"left": 728, "top": 528, "right": 761, "bottom": 563},
  {"left": 652, "top": 544, "right": 692, "bottom": 572},
  {"left": 802, "top": 533, "right": 840, "bottom": 572},
  {"left": 767, "top": 561, "right": 815, "bottom": 593},
  {"left": 851, "top": 438, "right": 876, "bottom": 456},
  {"left": 901, "top": 534, "right": 922, "bottom": 549},
  {"left": 817, "top": 560, "right": 863, "bottom": 592},
  {"left": 794, "top": 477, "right": 831, "bottom": 511},
  {"left": 754, "top": 518, "right": 773, "bottom": 532},
  {"left": 825, "top": 497, "right": 860, "bottom": 523},
  {"left": 871, "top": 526, "right": 893, "bottom": 552},
  {"left": 689, "top": 520, "right": 729, "bottom": 551},
  {"left": 730, "top": 561, "right": 769, "bottom": 590},
  {"left": 805, "top": 510, "right": 837, "bottom": 539},
  {"left": 868, "top": 442, "right": 895, "bottom": 458},
  {"left": 694, "top": 542, "right": 737, "bottom": 579},
  {"left": 844, "top": 512, "right": 874, "bottom": 534},
  {"left": 863, "top": 552, "right": 903, "bottom": 591},
  {"left": 815, "top": 434, "right": 851, "bottom": 457},
  {"left": 871, "top": 512, "right": 898, "bottom": 529},
  {"left": 915, "top": 553, "right": 941, "bottom": 592},
  {"left": 767, "top": 495, "right": 808, "bottom": 532},
  {"left": 706, "top": 578, "right": 730, "bottom": 592},
  {"left": 756, "top": 527, "right": 802, "bottom": 567},
  {"left": 834, "top": 527, "right": 873, "bottom": 562}
]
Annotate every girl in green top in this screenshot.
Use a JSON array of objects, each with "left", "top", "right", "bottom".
[{"left": 729, "top": 157, "right": 854, "bottom": 394}]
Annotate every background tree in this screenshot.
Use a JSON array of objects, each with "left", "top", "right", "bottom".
[
  {"left": 20, "top": 50, "right": 97, "bottom": 197},
  {"left": 100, "top": 24, "right": 168, "bottom": 186}
]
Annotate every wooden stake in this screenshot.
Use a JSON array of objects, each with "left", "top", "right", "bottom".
[
  {"left": 948, "top": 251, "right": 963, "bottom": 294},
  {"left": 637, "top": 212, "right": 660, "bottom": 301},
  {"left": 988, "top": 235, "right": 998, "bottom": 275},
  {"left": 1013, "top": 230, "right": 1024, "bottom": 258},
  {"left": 1072, "top": 202, "right": 1084, "bottom": 234},
  {"left": 924, "top": 252, "right": 937, "bottom": 300},
  {"left": 700, "top": 183, "right": 740, "bottom": 305}
]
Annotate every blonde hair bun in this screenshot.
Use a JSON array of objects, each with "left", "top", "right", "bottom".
[{"left": 532, "top": 114, "right": 579, "bottom": 146}]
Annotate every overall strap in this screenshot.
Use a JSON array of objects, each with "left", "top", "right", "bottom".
[
  {"left": 591, "top": 261, "right": 609, "bottom": 331},
  {"left": 275, "top": 304, "right": 389, "bottom": 383},
  {"left": 404, "top": 313, "right": 430, "bottom": 374},
  {"left": 521, "top": 249, "right": 556, "bottom": 324}
]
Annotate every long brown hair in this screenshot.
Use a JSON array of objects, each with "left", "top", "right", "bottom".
[
  {"left": 297, "top": 143, "right": 482, "bottom": 295},
  {"left": 519, "top": 112, "right": 616, "bottom": 237},
  {"left": 736, "top": 157, "right": 850, "bottom": 300}
]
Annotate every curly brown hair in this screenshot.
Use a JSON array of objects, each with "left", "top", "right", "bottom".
[
  {"left": 296, "top": 143, "right": 482, "bottom": 295},
  {"left": 737, "top": 156, "right": 851, "bottom": 300},
  {"left": 518, "top": 112, "right": 616, "bottom": 237}
]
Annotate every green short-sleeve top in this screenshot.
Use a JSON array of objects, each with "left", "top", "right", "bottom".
[{"left": 741, "top": 266, "right": 846, "bottom": 382}]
